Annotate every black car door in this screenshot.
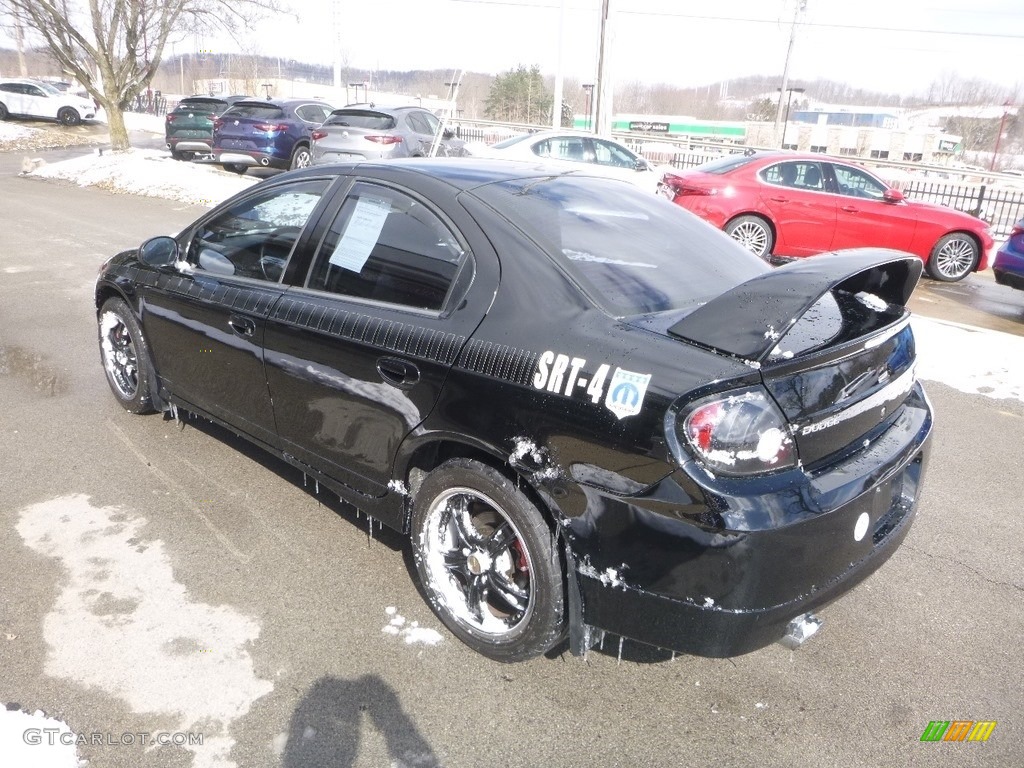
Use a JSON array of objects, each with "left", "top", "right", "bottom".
[
  {"left": 140, "top": 177, "right": 333, "bottom": 448},
  {"left": 262, "top": 179, "right": 491, "bottom": 496}
]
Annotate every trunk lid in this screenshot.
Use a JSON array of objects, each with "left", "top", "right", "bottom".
[{"left": 667, "top": 249, "right": 924, "bottom": 467}]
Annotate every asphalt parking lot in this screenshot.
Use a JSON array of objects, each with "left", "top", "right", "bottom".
[{"left": 0, "top": 141, "right": 1022, "bottom": 768}]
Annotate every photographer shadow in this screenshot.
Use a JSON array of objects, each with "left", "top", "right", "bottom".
[{"left": 282, "top": 674, "right": 440, "bottom": 768}]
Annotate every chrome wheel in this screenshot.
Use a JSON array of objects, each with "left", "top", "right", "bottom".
[
  {"left": 420, "top": 487, "right": 534, "bottom": 638},
  {"left": 928, "top": 233, "right": 978, "bottom": 281},
  {"left": 99, "top": 311, "right": 139, "bottom": 399},
  {"left": 725, "top": 215, "right": 773, "bottom": 258}
]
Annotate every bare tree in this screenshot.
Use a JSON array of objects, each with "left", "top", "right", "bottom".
[{"left": 0, "top": 0, "right": 282, "bottom": 151}]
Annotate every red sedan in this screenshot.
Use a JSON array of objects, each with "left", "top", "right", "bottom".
[{"left": 661, "top": 152, "right": 994, "bottom": 281}]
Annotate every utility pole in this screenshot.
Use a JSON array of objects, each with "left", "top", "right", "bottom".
[
  {"left": 594, "top": 0, "right": 614, "bottom": 137},
  {"left": 773, "top": 0, "right": 807, "bottom": 147},
  {"left": 552, "top": 0, "right": 566, "bottom": 129}
]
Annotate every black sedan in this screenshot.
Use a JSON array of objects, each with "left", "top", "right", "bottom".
[{"left": 95, "top": 159, "right": 933, "bottom": 662}]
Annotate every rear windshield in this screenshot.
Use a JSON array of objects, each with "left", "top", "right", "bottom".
[
  {"left": 174, "top": 99, "right": 226, "bottom": 113},
  {"left": 696, "top": 154, "right": 759, "bottom": 174},
  {"left": 470, "top": 175, "right": 768, "bottom": 316},
  {"left": 324, "top": 110, "right": 396, "bottom": 130},
  {"left": 222, "top": 104, "right": 284, "bottom": 120}
]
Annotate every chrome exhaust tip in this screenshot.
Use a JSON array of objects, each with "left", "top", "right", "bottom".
[
  {"left": 779, "top": 613, "right": 823, "bottom": 650},
  {"left": 260, "top": 157, "right": 270, "bottom": 166}
]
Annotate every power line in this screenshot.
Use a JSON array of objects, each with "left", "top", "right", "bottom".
[{"left": 447, "top": 0, "right": 1024, "bottom": 40}]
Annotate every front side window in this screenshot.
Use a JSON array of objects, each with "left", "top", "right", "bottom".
[
  {"left": 185, "top": 179, "right": 330, "bottom": 281},
  {"left": 307, "top": 184, "right": 469, "bottom": 312},
  {"left": 833, "top": 165, "right": 887, "bottom": 200},
  {"left": 592, "top": 139, "right": 637, "bottom": 168}
]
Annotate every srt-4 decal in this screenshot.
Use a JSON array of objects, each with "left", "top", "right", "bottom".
[{"left": 532, "top": 350, "right": 651, "bottom": 420}]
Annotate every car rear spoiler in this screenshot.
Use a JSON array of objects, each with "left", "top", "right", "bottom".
[{"left": 668, "top": 249, "right": 923, "bottom": 363}]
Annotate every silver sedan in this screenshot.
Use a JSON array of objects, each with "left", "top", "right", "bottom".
[{"left": 310, "top": 105, "right": 465, "bottom": 164}]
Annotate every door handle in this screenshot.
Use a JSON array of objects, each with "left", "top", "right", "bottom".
[
  {"left": 840, "top": 206, "right": 859, "bottom": 213},
  {"left": 228, "top": 314, "right": 256, "bottom": 337},
  {"left": 377, "top": 357, "right": 420, "bottom": 389},
  {"left": 768, "top": 196, "right": 789, "bottom": 203}
]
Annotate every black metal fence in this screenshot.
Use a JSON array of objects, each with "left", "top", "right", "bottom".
[{"left": 900, "top": 182, "right": 1023, "bottom": 238}]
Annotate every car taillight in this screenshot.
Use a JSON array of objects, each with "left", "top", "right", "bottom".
[
  {"left": 662, "top": 172, "right": 717, "bottom": 197},
  {"left": 253, "top": 122, "right": 289, "bottom": 132},
  {"left": 311, "top": 129, "right": 327, "bottom": 141},
  {"left": 166, "top": 114, "right": 175, "bottom": 124},
  {"left": 677, "top": 387, "right": 796, "bottom": 476},
  {"left": 213, "top": 118, "right": 224, "bottom": 131},
  {"left": 365, "top": 135, "right": 403, "bottom": 145}
]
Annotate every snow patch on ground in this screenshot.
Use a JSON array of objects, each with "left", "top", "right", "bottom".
[
  {"left": 380, "top": 609, "right": 443, "bottom": 647},
  {"left": 0, "top": 706, "right": 82, "bottom": 767},
  {"left": 16, "top": 495, "right": 273, "bottom": 768},
  {"left": 912, "top": 317, "right": 1024, "bottom": 403},
  {"left": 29, "top": 148, "right": 255, "bottom": 207}
]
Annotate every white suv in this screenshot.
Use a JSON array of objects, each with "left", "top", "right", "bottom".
[{"left": 0, "top": 78, "right": 95, "bottom": 125}]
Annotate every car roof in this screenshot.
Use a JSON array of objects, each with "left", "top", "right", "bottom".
[{"left": 285, "top": 156, "right": 634, "bottom": 192}]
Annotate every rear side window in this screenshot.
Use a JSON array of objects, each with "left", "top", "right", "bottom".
[
  {"left": 223, "top": 104, "right": 284, "bottom": 120},
  {"left": 325, "top": 110, "right": 397, "bottom": 130},
  {"left": 307, "top": 183, "right": 469, "bottom": 312}
]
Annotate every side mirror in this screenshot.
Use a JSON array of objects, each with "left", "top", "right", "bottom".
[
  {"left": 442, "top": 129, "right": 454, "bottom": 140},
  {"left": 139, "top": 235, "right": 179, "bottom": 267},
  {"left": 883, "top": 188, "right": 905, "bottom": 204},
  {"left": 634, "top": 157, "right": 650, "bottom": 171}
]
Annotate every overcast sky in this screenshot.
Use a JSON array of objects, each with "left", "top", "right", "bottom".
[
  {"left": 2, "top": 0, "right": 1019, "bottom": 97},
  {"left": 194, "top": 0, "right": 1020, "bottom": 97}
]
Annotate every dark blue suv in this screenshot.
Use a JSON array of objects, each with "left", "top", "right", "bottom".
[{"left": 212, "top": 98, "right": 335, "bottom": 174}]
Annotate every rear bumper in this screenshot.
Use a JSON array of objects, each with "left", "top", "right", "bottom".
[
  {"left": 169, "top": 139, "right": 214, "bottom": 153},
  {"left": 213, "top": 151, "right": 289, "bottom": 169},
  {"left": 566, "top": 384, "right": 933, "bottom": 657}
]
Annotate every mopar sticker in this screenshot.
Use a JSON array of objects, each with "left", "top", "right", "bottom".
[
  {"left": 605, "top": 367, "right": 652, "bottom": 420},
  {"left": 533, "top": 351, "right": 650, "bottom": 419}
]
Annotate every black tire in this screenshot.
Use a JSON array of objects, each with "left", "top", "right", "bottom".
[
  {"left": 289, "top": 144, "right": 311, "bottom": 170},
  {"left": 171, "top": 149, "right": 195, "bottom": 161},
  {"left": 98, "top": 298, "right": 156, "bottom": 414},
  {"left": 223, "top": 163, "right": 247, "bottom": 175},
  {"left": 410, "top": 458, "right": 566, "bottom": 662},
  {"left": 724, "top": 214, "right": 774, "bottom": 258},
  {"left": 926, "top": 232, "right": 979, "bottom": 282},
  {"left": 0, "top": 102, "right": 8, "bottom": 121},
  {"left": 57, "top": 107, "right": 81, "bottom": 126}
]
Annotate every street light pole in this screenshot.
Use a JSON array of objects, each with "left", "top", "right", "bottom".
[
  {"left": 582, "top": 84, "right": 594, "bottom": 131},
  {"left": 990, "top": 100, "right": 1012, "bottom": 171}
]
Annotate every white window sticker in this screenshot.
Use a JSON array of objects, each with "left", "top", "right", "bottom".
[{"left": 328, "top": 196, "right": 391, "bottom": 273}]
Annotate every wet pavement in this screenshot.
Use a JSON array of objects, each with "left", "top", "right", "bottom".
[{"left": 0, "top": 147, "right": 1021, "bottom": 768}]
